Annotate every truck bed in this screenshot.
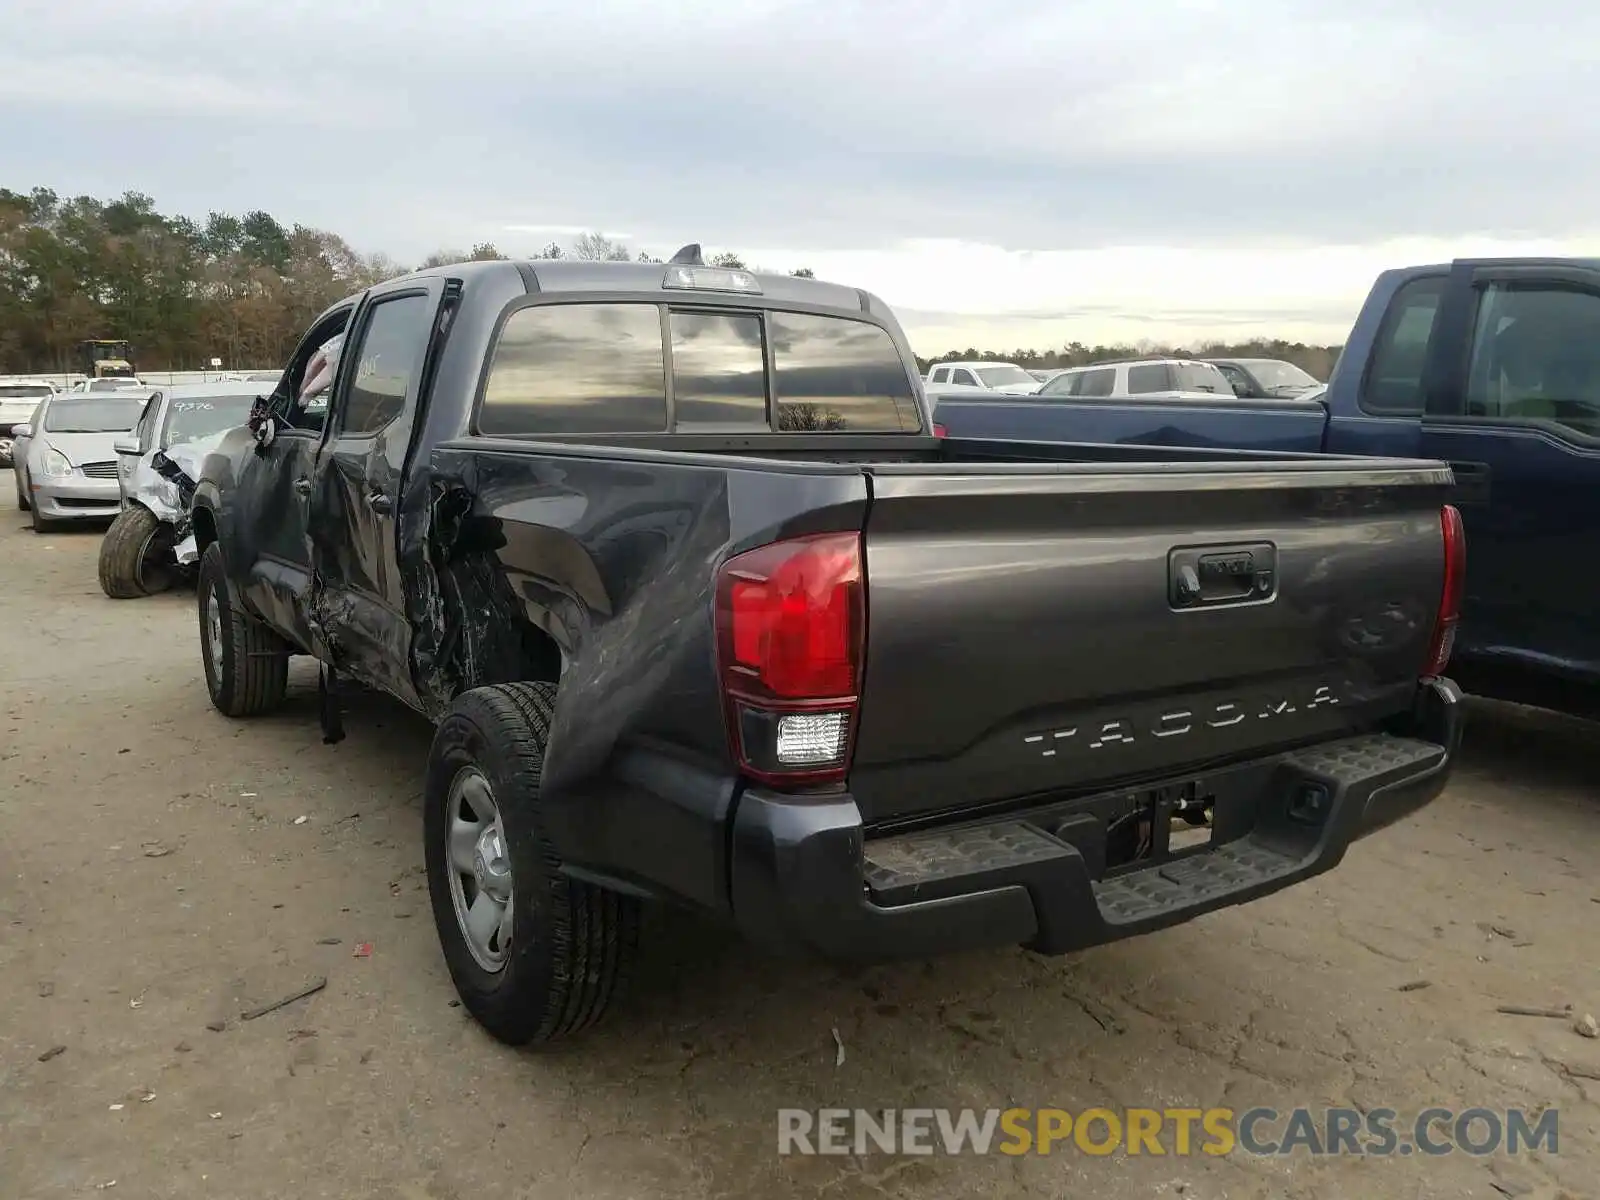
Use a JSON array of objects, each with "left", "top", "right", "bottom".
[
  {"left": 431, "top": 433, "right": 1454, "bottom": 834},
  {"left": 929, "top": 388, "right": 1331, "bottom": 454}
]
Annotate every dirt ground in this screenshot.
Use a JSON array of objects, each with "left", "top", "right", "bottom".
[{"left": 1, "top": 516, "right": 1596, "bottom": 1200}]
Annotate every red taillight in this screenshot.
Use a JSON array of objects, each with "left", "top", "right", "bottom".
[
  {"left": 1424, "top": 504, "right": 1465, "bottom": 677},
  {"left": 932, "top": 423, "right": 948, "bottom": 439},
  {"left": 715, "top": 532, "right": 864, "bottom": 786}
]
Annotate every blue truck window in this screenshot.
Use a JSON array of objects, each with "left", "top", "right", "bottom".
[
  {"left": 1361, "top": 276, "right": 1445, "bottom": 416},
  {"left": 669, "top": 310, "right": 768, "bottom": 431},
  {"left": 480, "top": 302, "right": 668, "bottom": 435},
  {"left": 768, "top": 312, "right": 920, "bottom": 432},
  {"left": 1462, "top": 283, "right": 1600, "bottom": 441}
]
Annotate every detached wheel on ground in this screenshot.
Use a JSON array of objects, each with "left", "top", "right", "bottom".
[
  {"left": 425, "top": 681, "right": 641, "bottom": 1046},
  {"left": 196, "top": 541, "right": 289, "bottom": 716},
  {"left": 98, "top": 506, "right": 174, "bottom": 599}
]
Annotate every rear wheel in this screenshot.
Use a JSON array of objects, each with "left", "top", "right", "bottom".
[
  {"left": 98, "top": 506, "right": 173, "bottom": 599},
  {"left": 197, "top": 541, "right": 290, "bottom": 716},
  {"left": 425, "top": 682, "right": 641, "bottom": 1046}
]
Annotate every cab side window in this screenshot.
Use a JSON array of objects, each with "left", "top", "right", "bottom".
[
  {"left": 1126, "top": 364, "right": 1169, "bottom": 395},
  {"left": 1075, "top": 368, "right": 1115, "bottom": 398},
  {"left": 1216, "top": 364, "right": 1252, "bottom": 396},
  {"left": 280, "top": 310, "right": 355, "bottom": 433},
  {"left": 1361, "top": 276, "right": 1444, "bottom": 415},
  {"left": 335, "top": 294, "right": 433, "bottom": 437},
  {"left": 1462, "top": 283, "right": 1600, "bottom": 440}
]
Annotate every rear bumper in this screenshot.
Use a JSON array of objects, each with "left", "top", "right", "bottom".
[{"left": 728, "top": 677, "right": 1463, "bottom": 961}]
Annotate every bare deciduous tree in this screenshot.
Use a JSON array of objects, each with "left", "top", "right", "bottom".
[{"left": 572, "top": 232, "right": 632, "bottom": 262}]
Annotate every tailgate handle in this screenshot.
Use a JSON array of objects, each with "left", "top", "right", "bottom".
[{"left": 1170, "top": 542, "right": 1277, "bottom": 610}]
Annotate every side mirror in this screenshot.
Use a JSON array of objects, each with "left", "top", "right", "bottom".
[
  {"left": 11, "top": 424, "right": 31, "bottom": 439},
  {"left": 114, "top": 436, "right": 140, "bottom": 455},
  {"left": 247, "top": 397, "right": 279, "bottom": 450}
]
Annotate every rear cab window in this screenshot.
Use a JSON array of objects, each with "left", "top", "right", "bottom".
[
  {"left": 669, "top": 310, "right": 767, "bottom": 431},
  {"left": 478, "top": 301, "right": 921, "bottom": 435}
]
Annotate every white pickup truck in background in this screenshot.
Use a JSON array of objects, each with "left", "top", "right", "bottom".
[
  {"left": 923, "top": 360, "right": 1040, "bottom": 394},
  {"left": 0, "top": 379, "right": 57, "bottom": 467}
]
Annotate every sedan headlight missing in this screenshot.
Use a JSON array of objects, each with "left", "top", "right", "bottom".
[{"left": 40, "top": 447, "right": 73, "bottom": 478}]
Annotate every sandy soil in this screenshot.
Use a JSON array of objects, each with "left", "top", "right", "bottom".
[{"left": 1, "top": 515, "right": 1596, "bottom": 1200}]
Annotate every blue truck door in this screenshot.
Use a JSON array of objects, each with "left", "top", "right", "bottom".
[{"left": 1419, "top": 262, "right": 1600, "bottom": 692}]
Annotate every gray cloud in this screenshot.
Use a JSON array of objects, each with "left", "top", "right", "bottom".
[{"left": 3, "top": 0, "right": 1597, "bottom": 261}]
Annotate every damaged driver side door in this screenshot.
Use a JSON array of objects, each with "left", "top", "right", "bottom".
[
  {"left": 307, "top": 282, "right": 442, "bottom": 708},
  {"left": 229, "top": 307, "right": 354, "bottom": 657}
]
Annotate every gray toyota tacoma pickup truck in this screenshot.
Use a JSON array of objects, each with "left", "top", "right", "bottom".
[{"left": 188, "top": 247, "right": 1466, "bottom": 1045}]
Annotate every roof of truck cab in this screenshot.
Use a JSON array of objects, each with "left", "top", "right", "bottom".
[
  {"left": 1390, "top": 257, "right": 1600, "bottom": 275},
  {"left": 396, "top": 257, "right": 891, "bottom": 320}
]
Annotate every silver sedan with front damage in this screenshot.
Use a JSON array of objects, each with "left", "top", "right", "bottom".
[
  {"left": 11, "top": 392, "right": 146, "bottom": 533},
  {"left": 100, "top": 382, "right": 263, "bottom": 598}
]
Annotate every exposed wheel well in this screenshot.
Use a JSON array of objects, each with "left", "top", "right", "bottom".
[{"left": 445, "top": 621, "right": 563, "bottom": 702}]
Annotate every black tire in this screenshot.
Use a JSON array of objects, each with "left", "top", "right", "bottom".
[
  {"left": 14, "top": 476, "right": 26, "bottom": 511},
  {"left": 98, "top": 506, "right": 170, "bottom": 599},
  {"left": 197, "top": 541, "right": 289, "bottom": 716},
  {"left": 30, "top": 499, "right": 57, "bottom": 533},
  {"left": 425, "top": 682, "right": 640, "bottom": 1046}
]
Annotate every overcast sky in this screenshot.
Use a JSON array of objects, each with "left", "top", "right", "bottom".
[{"left": 5, "top": 0, "right": 1599, "bottom": 352}]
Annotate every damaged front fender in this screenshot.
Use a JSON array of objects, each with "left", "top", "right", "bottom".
[{"left": 123, "top": 433, "right": 224, "bottom": 570}]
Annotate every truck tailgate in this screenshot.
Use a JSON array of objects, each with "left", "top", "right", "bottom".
[{"left": 849, "top": 458, "right": 1455, "bottom": 825}]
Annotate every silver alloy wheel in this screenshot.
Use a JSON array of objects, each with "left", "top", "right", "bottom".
[
  {"left": 445, "top": 766, "right": 514, "bottom": 972},
  {"left": 205, "top": 584, "right": 224, "bottom": 683}
]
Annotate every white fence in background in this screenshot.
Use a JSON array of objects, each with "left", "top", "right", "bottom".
[{"left": 3, "top": 369, "right": 280, "bottom": 388}]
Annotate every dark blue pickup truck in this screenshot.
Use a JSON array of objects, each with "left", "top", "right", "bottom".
[{"left": 934, "top": 258, "right": 1600, "bottom": 718}]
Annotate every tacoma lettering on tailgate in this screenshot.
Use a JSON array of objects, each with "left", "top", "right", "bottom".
[{"left": 1022, "top": 684, "right": 1342, "bottom": 758}]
